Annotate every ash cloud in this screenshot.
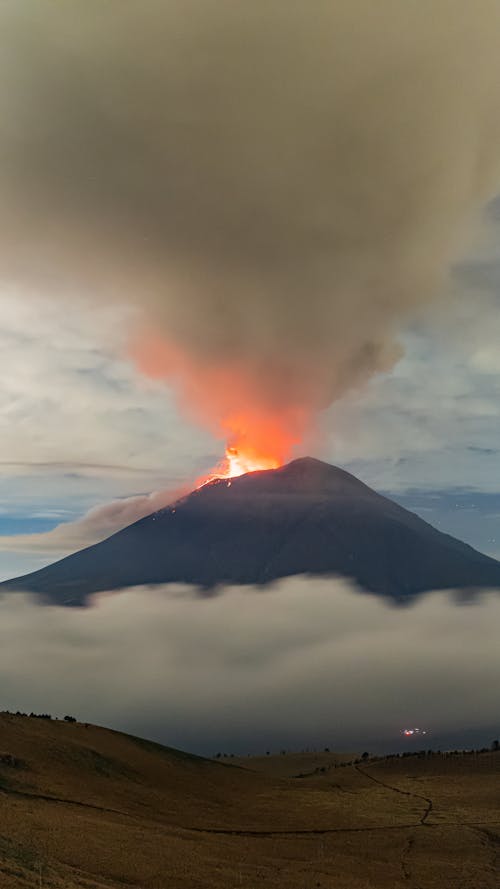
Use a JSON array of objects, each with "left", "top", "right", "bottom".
[
  {"left": 0, "top": 484, "right": 185, "bottom": 557},
  {"left": 1, "top": 2, "right": 500, "bottom": 439},
  {"left": 0, "top": 578, "right": 499, "bottom": 753}
]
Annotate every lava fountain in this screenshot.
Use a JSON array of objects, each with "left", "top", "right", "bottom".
[
  {"left": 197, "top": 446, "right": 280, "bottom": 487},
  {"left": 196, "top": 411, "right": 300, "bottom": 486}
]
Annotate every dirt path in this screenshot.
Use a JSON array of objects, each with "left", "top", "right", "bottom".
[
  {"left": 354, "top": 763, "right": 433, "bottom": 824},
  {"left": 1, "top": 779, "right": 498, "bottom": 839},
  {"left": 353, "top": 762, "right": 437, "bottom": 885}
]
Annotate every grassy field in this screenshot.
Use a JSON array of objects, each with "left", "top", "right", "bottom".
[{"left": 0, "top": 713, "right": 498, "bottom": 888}]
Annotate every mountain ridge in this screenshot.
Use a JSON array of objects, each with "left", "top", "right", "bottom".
[{"left": 2, "top": 456, "right": 500, "bottom": 604}]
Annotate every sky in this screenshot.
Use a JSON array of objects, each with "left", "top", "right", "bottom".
[{"left": 0, "top": 3, "right": 499, "bottom": 753}]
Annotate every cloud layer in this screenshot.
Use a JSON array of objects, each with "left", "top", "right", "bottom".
[{"left": 0, "top": 578, "right": 498, "bottom": 753}]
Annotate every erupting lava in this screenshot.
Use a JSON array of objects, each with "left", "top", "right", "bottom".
[
  {"left": 198, "top": 445, "right": 281, "bottom": 487},
  {"left": 217, "top": 445, "right": 282, "bottom": 479},
  {"left": 199, "top": 404, "right": 303, "bottom": 487},
  {"left": 197, "top": 413, "right": 300, "bottom": 486}
]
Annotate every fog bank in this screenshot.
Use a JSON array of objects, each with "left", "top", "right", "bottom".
[{"left": 1, "top": 577, "right": 498, "bottom": 753}]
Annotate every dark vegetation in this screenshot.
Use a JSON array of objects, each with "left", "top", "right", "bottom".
[
  {"left": 218, "top": 742, "right": 500, "bottom": 763},
  {"left": 7, "top": 711, "right": 77, "bottom": 723}
]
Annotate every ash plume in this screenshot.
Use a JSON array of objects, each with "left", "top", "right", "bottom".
[{"left": 1, "top": 2, "right": 500, "bottom": 452}]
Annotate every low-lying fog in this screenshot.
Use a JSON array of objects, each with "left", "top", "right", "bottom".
[{"left": 1, "top": 578, "right": 499, "bottom": 755}]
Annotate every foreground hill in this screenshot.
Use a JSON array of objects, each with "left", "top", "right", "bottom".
[
  {"left": 3, "top": 457, "right": 500, "bottom": 604},
  {"left": 0, "top": 713, "right": 499, "bottom": 888}
]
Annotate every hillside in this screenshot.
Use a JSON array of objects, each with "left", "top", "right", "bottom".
[
  {"left": 3, "top": 457, "right": 500, "bottom": 604},
  {"left": 0, "top": 712, "right": 499, "bottom": 888}
]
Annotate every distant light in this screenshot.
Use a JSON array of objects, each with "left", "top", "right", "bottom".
[{"left": 401, "top": 727, "right": 427, "bottom": 737}]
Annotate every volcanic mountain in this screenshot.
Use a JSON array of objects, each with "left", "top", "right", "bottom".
[{"left": 3, "top": 457, "right": 500, "bottom": 604}]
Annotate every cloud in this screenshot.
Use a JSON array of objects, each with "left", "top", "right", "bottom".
[
  {"left": 0, "top": 292, "right": 212, "bottom": 477},
  {"left": 0, "top": 578, "right": 498, "bottom": 753},
  {"left": 1, "top": 2, "right": 500, "bottom": 455},
  {"left": 324, "top": 265, "right": 500, "bottom": 491},
  {"left": 0, "top": 290, "right": 219, "bottom": 509}
]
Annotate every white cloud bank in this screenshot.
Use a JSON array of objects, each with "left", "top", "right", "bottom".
[{"left": 0, "top": 578, "right": 498, "bottom": 753}]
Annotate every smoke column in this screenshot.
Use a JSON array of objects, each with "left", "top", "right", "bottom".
[{"left": 1, "top": 2, "right": 500, "bottom": 471}]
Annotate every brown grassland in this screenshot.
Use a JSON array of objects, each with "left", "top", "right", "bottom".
[{"left": 0, "top": 712, "right": 498, "bottom": 888}]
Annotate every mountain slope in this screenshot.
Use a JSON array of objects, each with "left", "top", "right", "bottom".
[{"left": 2, "top": 457, "right": 500, "bottom": 604}]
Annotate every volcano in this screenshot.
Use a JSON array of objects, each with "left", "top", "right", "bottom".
[{"left": 2, "top": 457, "right": 500, "bottom": 604}]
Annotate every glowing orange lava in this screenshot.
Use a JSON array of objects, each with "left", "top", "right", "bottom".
[
  {"left": 223, "top": 446, "right": 281, "bottom": 477},
  {"left": 198, "top": 445, "right": 281, "bottom": 487},
  {"left": 196, "top": 411, "right": 298, "bottom": 486},
  {"left": 194, "top": 409, "right": 305, "bottom": 487}
]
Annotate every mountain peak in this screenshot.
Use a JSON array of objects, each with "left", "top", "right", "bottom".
[
  {"left": 273, "top": 457, "right": 369, "bottom": 489},
  {"left": 197, "top": 456, "right": 374, "bottom": 500},
  {"left": 2, "top": 456, "right": 500, "bottom": 604},
  {"left": 277, "top": 456, "right": 344, "bottom": 478}
]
